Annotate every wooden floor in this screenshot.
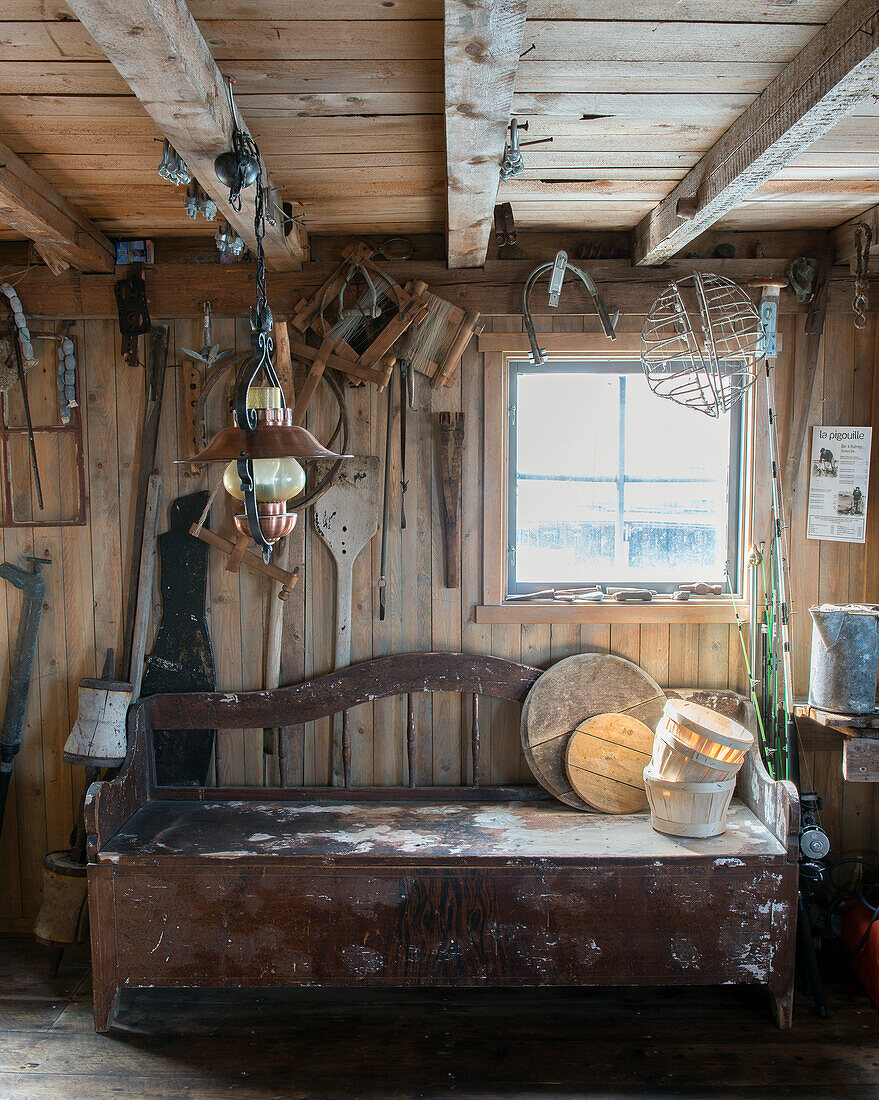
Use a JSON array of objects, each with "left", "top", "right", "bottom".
[{"left": 2, "top": 936, "right": 879, "bottom": 1099}]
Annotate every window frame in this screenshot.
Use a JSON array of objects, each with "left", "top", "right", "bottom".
[
  {"left": 476, "top": 331, "right": 754, "bottom": 625},
  {"left": 505, "top": 356, "right": 745, "bottom": 596}
]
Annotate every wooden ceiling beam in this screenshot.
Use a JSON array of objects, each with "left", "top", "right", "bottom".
[
  {"left": 3, "top": 257, "right": 875, "bottom": 320},
  {"left": 444, "top": 0, "right": 527, "bottom": 269},
  {"left": 632, "top": 0, "right": 879, "bottom": 267},
  {"left": 0, "top": 139, "right": 114, "bottom": 272},
  {"left": 64, "top": 0, "right": 305, "bottom": 271}
]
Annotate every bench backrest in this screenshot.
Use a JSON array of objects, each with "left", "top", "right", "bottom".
[{"left": 136, "top": 652, "right": 543, "bottom": 796}]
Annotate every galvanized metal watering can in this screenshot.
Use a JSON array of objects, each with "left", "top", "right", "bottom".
[{"left": 809, "top": 604, "right": 879, "bottom": 715}]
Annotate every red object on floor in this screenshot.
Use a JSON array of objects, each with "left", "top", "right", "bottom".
[{"left": 842, "top": 902, "right": 879, "bottom": 1008}]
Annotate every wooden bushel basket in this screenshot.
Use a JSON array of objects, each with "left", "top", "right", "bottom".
[
  {"left": 643, "top": 764, "right": 736, "bottom": 838},
  {"left": 658, "top": 698, "right": 753, "bottom": 766},
  {"left": 651, "top": 723, "right": 742, "bottom": 783}
]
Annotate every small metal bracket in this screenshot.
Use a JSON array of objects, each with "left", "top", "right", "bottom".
[
  {"left": 759, "top": 294, "right": 779, "bottom": 360},
  {"left": 548, "top": 251, "right": 567, "bottom": 307},
  {"left": 500, "top": 119, "right": 526, "bottom": 181}
]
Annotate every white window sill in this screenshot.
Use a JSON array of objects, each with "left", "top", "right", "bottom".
[{"left": 475, "top": 599, "right": 746, "bottom": 625}]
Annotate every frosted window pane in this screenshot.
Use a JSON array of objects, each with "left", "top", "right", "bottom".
[{"left": 512, "top": 365, "right": 735, "bottom": 587}]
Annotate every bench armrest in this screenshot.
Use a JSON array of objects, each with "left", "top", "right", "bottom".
[
  {"left": 84, "top": 703, "right": 152, "bottom": 858},
  {"left": 737, "top": 742, "right": 800, "bottom": 863}
]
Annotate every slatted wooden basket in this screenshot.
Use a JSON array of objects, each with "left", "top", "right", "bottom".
[
  {"left": 656, "top": 698, "right": 752, "bottom": 769},
  {"left": 643, "top": 764, "right": 736, "bottom": 838},
  {"left": 651, "top": 723, "right": 742, "bottom": 783}
]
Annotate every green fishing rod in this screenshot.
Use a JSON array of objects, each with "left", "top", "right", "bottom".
[{"left": 757, "top": 281, "right": 799, "bottom": 785}]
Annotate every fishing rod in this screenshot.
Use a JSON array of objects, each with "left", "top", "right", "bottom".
[
  {"left": 756, "top": 279, "right": 800, "bottom": 785},
  {"left": 726, "top": 561, "right": 771, "bottom": 769}
]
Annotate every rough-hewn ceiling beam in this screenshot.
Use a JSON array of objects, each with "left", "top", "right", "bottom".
[
  {"left": 633, "top": 0, "right": 879, "bottom": 266},
  {"left": 832, "top": 204, "right": 879, "bottom": 268},
  {"left": 65, "top": 0, "right": 305, "bottom": 271},
  {"left": 3, "top": 257, "right": 874, "bottom": 320},
  {"left": 444, "top": 0, "right": 527, "bottom": 269},
  {"left": 0, "top": 139, "right": 114, "bottom": 273}
]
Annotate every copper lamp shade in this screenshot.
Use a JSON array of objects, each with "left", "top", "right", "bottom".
[{"left": 188, "top": 408, "right": 344, "bottom": 465}]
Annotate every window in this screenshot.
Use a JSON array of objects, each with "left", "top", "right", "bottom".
[{"left": 507, "top": 358, "right": 743, "bottom": 595}]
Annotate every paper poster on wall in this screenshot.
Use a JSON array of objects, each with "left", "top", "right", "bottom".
[{"left": 806, "top": 426, "right": 872, "bottom": 543}]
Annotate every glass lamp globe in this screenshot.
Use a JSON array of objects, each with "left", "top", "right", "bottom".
[{"left": 222, "top": 456, "right": 306, "bottom": 502}]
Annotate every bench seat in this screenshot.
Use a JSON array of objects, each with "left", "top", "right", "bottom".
[{"left": 103, "top": 797, "right": 786, "bottom": 864}]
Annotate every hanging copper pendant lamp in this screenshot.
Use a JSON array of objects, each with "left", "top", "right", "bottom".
[{"left": 184, "top": 92, "right": 347, "bottom": 561}]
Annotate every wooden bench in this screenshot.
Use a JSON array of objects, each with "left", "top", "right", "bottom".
[{"left": 84, "top": 652, "right": 799, "bottom": 1032}]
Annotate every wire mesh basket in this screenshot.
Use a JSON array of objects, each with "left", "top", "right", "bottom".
[{"left": 640, "top": 273, "right": 765, "bottom": 417}]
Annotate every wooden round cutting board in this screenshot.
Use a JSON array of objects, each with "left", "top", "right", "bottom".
[
  {"left": 520, "top": 654, "right": 666, "bottom": 811},
  {"left": 564, "top": 713, "right": 654, "bottom": 813}
]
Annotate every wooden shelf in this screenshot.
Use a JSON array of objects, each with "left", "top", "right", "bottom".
[{"left": 475, "top": 599, "right": 746, "bottom": 625}]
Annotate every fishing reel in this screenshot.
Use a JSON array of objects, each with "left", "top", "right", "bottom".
[
  {"left": 800, "top": 791, "right": 831, "bottom": 859},
  {"left": 798, "top": 790, "right": 831, "bottom": 899}
]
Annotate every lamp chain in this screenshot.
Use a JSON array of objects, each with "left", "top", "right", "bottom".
[{"left": 222, "top": 91, "right": 284, "bottom": 561}]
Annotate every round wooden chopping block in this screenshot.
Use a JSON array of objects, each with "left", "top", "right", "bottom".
[
  {"left": 520, "top": 653, "right": 666, "bottom": 810},
  {"left": 564, "top": 713, "right": 654, "bottom": 813}
]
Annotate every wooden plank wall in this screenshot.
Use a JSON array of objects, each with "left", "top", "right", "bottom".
[{"left": 0, "top": 307, "right": 876, "bottom": 931}]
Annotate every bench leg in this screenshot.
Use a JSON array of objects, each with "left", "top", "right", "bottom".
[
  {"left": 87, "top": 863, "right": 120, "bottom": 1032},
  {"left": 769, "top": 976, "right": 795, "bottom": 1029},
  {"left": 93, "top": 982, "right": 120, "bottom": 1033}
]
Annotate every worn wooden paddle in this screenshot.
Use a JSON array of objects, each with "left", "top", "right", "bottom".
[{"left": 313, "top": 456, "right": 381, "bottom": 785}]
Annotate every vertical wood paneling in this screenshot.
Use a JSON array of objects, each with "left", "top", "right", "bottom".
[
  {"left": 3, "top": 306, "right": 879, "bottom": 930},
  {"left": 486, "top": 317, "right": 528, "bottom": 786},
  {"left": 460, "top": 336, "right": 490, "bottom": 786}
]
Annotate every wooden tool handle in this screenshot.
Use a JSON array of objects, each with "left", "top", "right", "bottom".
[
  {"left": 189, "top": 524, "right": 299, "bottom": 592},
  {"left": 432, "top": 310, "right": 481, "bottom": 388},
  {"left": 291, "top": 335, "right": 336, "bottom": 426}
]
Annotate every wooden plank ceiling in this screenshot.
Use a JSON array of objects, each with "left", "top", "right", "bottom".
[{"left": 0, "top": 0, "right": 878, "bottom": 246}]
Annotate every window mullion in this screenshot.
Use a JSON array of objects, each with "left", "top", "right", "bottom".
[{"left": 616, "top": 375, "right": 626, "bottom": 572}]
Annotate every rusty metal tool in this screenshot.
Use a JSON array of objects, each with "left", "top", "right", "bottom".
[
  {"left": 114, "top": 265, "right": 151, "bottom": 367},
  {"left": 437, "top": 412, "right": 465, "bottom": 588},
  {"left": 607, "top": 588, "right": 655, "bottom": 602},
  {"left": 506, "top": 586, "right": 603, "bottom": 602},
  {"left": 378, "top": 367, "right": 394, "bottom": 620},
  {"left": 10, "top": 317, "right": 42, "bottom": 510},
  {"left": 181, "top": 301, "right": 232, "bottom": 369},
  {"left": 494, "top": 202, "right": 517, "bottom": 247},
  {"left": 0, "top": 555, "right": 49, "bottom": 837},
  {"left": 1, "top": 291, "right": 43, "bottom": 509},
  {"left": 399, "top": 355, "right": 414, "bottom": 529}
]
